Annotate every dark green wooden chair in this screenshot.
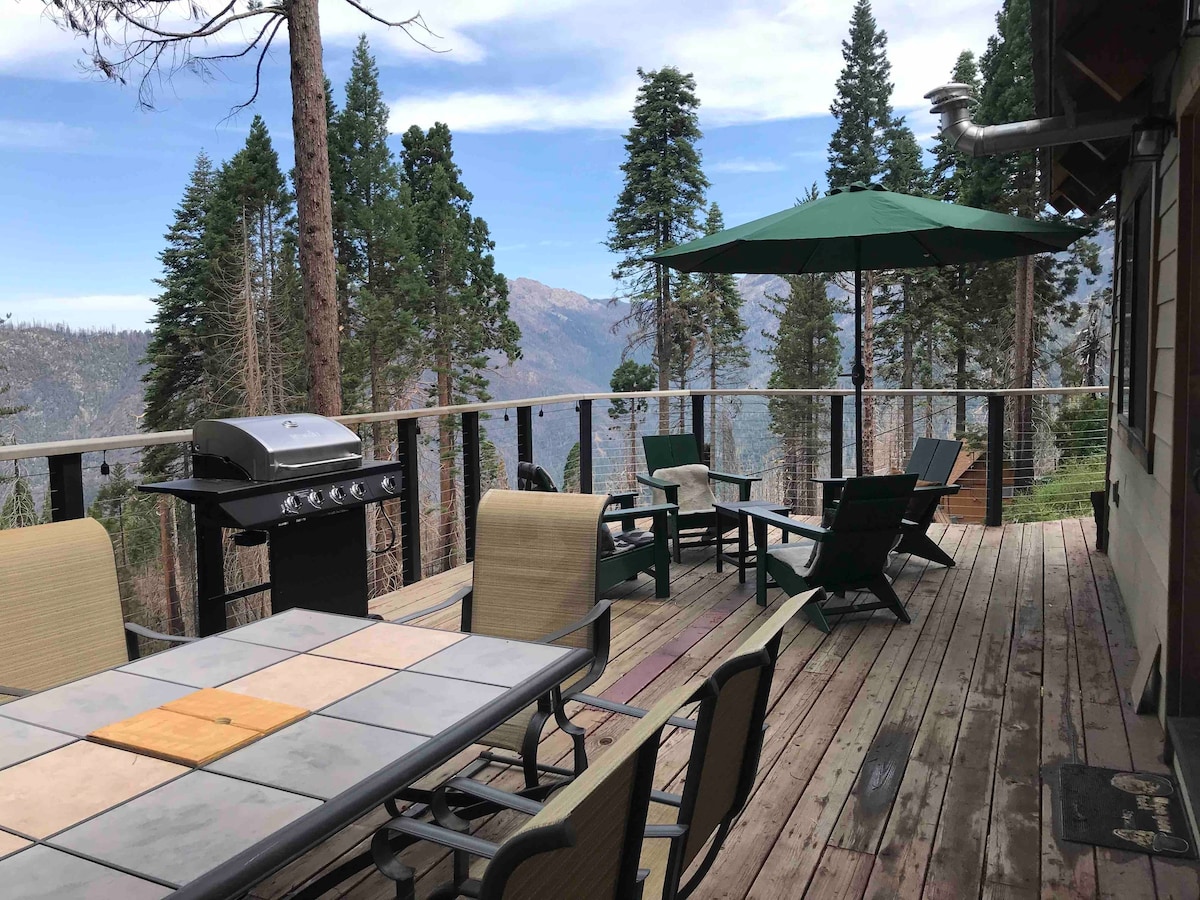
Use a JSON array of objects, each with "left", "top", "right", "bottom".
[
  {"left": 815, "top": 437, "right": 962, "bottom": 568},
  {"left": 747, "top": 474, "right": 919, "bottom": 633},
  {"left": 637, "top": 433, "right": 761, "bottom": 563},
  {"left": 517, "top": 462, "right": 673, "bottom": 599}
]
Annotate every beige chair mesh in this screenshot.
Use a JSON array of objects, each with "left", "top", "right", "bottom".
[
  {"left": 469, "top": 489, "right": 608, "bottom": 752},
  {"left": 0, "top": 518, "right": 129, "bottom": 692},
  {"left": 470, "top": 490, "right": 607, "bottom": 648},
  {"left": 489, "top": 682, "right": 696, "bottom": 900}
]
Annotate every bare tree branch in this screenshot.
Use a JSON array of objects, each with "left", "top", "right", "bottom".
[
  {"left": 338, "top": 1, "right": 447, "bottom": 53},
  {"left": 228, "top": 16, "right": 285, "bottom": 115}
]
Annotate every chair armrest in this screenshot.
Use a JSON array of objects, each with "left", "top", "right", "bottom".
[
  {"left": 538, "top": 599, "right": 612, "bottom": 645},
  {"left": 707, "top": 470, "right": 762, "bottom": 486},
  {"left": 0, "top": 685, "right": 32, "bottom": 699},
  {"left": 605, "top": 490, "right": 640, "bottom": 510},
  {"left": 442, "top": 777, "right": 545, "bottom": 816},
  {"left": 124, "top": 622, "right": 197, "bottom": 661},
  {"left": 391, "top": 585, "right": 472, "bottom": 624},
  {"left": 572, "top": 693, "right": 697, "bottom": 730},
  {"left": 374, "top": 816, "right": 499, "bottom": 859},
  {"left": 602, "top": 503, "right": 677, "bottom": 524},
  {"left": 124, "top": 623, "right": 196, "bottom": 644},
  {"left": 637, "top": 473, "right": 678, "bottom": 491},
  {"left": 914, "top": 483, "right": 961, "bottom": 497},
  {"left": 744, "top": 508, "right": 830, "bottom": 542}
]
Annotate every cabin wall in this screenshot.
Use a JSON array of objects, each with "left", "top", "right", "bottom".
[{"left": 1106, "top": 44, "right": 1200, "bottom": 714}]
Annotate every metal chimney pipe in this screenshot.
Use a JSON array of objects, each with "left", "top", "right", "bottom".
[{"left": 925, "top": 82, "right": 1139, "bottom": 156}]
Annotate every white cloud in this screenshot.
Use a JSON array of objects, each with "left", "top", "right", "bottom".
[
  {"left": 0, "top": 119, "right": 94, "bottom": 151},
  {"left": 1, "top": 0, "right": 1001, "bottom": 138},
  {"left": 388, "top": 0, "right": 999, "bottom": 134},
  {"left": 709, "top": 157, "right": 786, "bottom": 174},
  {"left": 2, "top": 294, "right": 154, "bottom": 330}
]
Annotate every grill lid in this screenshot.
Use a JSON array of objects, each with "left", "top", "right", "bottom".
[{"left": 193, "top": 414, "right": 363, "bottom": 482}]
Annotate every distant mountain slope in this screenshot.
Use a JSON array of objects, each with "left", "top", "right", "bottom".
[{"left": 0, "top": 325, "right": 150, "bottom": 445}]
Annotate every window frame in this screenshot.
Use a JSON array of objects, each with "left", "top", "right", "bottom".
[{"left": 1114, "top": 170, "right": 1155, "bottom": 470}]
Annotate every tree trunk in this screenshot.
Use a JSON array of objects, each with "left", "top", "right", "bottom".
[
  {"left": 862, "top": 270, "right": 876, "bottom": 474},
  {"left": 158, "top": 496, "right": 181, "bottom": 636},
  {"left": 437, "top": 363, "right": 458, "bottom": 571},
  {"left": 288, "top": 0, "right": 341, "bottom": 416},
  {"left": 1012, "top": 255, "right": 1035, "bottom": 489},
  {"left": 901, "top": 314, "right": 914, "bottom": 455},
  {"left": 241, "top": 214, "right": 264, "bottom": 417}
]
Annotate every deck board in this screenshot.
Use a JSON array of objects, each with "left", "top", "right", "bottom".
[{"left": 253, "top": 520, "right": 1198, "bottom": 900}]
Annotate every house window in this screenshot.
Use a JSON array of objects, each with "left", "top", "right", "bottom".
[{"left": 1116, "top": 185, "right": 1152, "bottom": 442}]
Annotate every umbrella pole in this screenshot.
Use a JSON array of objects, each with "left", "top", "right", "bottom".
[{"left": 853, "top": 241, "right": 864, "bottom": 477}]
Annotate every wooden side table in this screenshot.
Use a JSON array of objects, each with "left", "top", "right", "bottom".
[{"left": 714, "top": 500, "right": 791, "bottom": 583}]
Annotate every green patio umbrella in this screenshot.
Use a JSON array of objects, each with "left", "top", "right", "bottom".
[{"left": 649, "top": 182, "right": 1089, "bottom": 475}]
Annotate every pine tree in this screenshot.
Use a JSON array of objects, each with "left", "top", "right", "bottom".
[
  {"left": 878, "top": 122, "right": 935, "bottom": 453},
  {"left": 930, "top": 51, "right": 992, "bottom": 435},
  {"left": 333, "top": 37, "right": 423, "bottom": 425},
  {"left": 765, "top": 264, "right": 844, "bottom": 513},
  {"left": 826, "top": 0, "right": 895, "bottom": 472},
  {"left": 1, "top": 471, "right": 37, "bottom": 529},
  {"left": 686, "top": 204, "right": 750, "bottom": 431},
  {"left": 207, "top": 117, "right": 304, "bottom": 417},
  {"left": 608, "top": 361, "right": 658, "bottom": 489},
  {"left": 607, "top": 67, "right": 709, "bottom": 431},
  {"left": 141, "top": 151, "right": 216, "bottom": 479},
  {"left": 563, "top": 441, "right": 581, "bottom": 493},
  {"left": 401, "top": 122, "right": 518, "bottom": 570}
]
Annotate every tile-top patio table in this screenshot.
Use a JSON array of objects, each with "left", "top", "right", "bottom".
[{"left": 0, "top": 608, "right": 591, "bottom": 900}]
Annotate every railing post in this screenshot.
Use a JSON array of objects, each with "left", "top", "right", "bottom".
[
  {"left": 461, "top": 411, "right": 481, "bottom": 561},
  {"left": 829, "top": 396, "right": 844, "bottom": 479},
  {"left": 517, "top": 405, "right": 534, "bottom": 465},
  {"left": 987, "top": 395, "right": 1005, "bottom": 527},
  {"left": 578, "top": 399, "right": 593, "bottom": 493},
  {"left": 47, "top": 452, "right": 85, "bottom": 521},
  {"left": 398, "top": 418, "right": 422, "bottom": 584},
  {"left": 691, "top": 393, "right": 707, "bottom": 464}
]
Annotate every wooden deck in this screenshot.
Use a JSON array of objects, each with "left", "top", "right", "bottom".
[{"left": 255, "top": 520, "right": 1200, "bottom": 900}]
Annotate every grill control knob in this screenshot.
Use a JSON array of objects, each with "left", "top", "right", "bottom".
[
  {"left": 307, "top": 489, "right": 324, "bottom": 508},
  {"left": 380, "top": 475, "right": 396, "bottom": 494},
  {"left": 350, "top": 481, "right": 366, "bottom": 499},
  {"left": 283, "top": 494, "right": 302, "bottom": 514},
  {"left": 329, "top": 485, "right": 347, "bottom": 504}
]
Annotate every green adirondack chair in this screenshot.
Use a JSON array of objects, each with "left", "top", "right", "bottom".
[
  {"left": 637, "top": 433, "right": 761, "bottom": 562},
  {"left": 517, "top": 462, "right": 673, "bottom": 599},
  {"left": 815, "top": 437, "right": 963, "bottom": 568},
  {"left": 746, "top": 473, "right": 919, "bottom": 632}
]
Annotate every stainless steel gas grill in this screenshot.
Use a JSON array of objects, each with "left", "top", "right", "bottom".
[{"left": 142, "top": 414, "right": 404, "bottom": 635}]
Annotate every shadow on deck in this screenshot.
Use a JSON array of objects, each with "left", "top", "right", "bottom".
[{"left": 256, "top": 520, "right": 1200, "bottom": 900}]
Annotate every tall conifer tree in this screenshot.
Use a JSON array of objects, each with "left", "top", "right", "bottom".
[
  {"left": 826, "top": 0, "right": 894, "bottom": 472},
  {"left": 401, "top": 122, "right": 517, "bottom": 570},
  {"left": 607, "top": 67, "right": 708, "bottom": 431},
  {"left": 765, "top": 265, "right": 844, "bottom": 513},
  {"left": 141, "top": 151, "right": 216, "bottom": 478}
]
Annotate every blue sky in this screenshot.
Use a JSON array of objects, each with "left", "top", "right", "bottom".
[{"left": 0, "top": 0, "right": 1000, "bottom": 330}]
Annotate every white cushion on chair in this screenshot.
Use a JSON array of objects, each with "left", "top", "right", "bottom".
[
  {"left": 651, "top": 464, "right": 717, "bottom": 513},
  {"left": 767, "top": 541, "right": 818, "bottom": 574}
]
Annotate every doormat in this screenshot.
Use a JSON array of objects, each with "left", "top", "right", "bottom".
[{"left": 1058, "top": 764, "right": 1196, "bottom": 858}]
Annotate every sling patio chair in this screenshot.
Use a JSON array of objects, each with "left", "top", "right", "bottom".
[
  {"left": 747, "top": 474, "right": 919, "bottom": 633},
  {"left": 384, "top": 588, "right": 822, "bottom": 900},
  {"left": 638, "top": 433, "right": 762, "bottom": 563},
  {"left": 372, "top": 683, "right": 695, "bottom": 900},
  {"left": 0, "top": 518, "right": 194, "bottom": 702},
  {"left": 392, "top": 489, "right": 615, "bottom": 792},
  {"left": 517, "top": 461, "right": 674, "bottom": 599},
  {"left": 815, "top": 436, "right": 963, "bottom": 568}
]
